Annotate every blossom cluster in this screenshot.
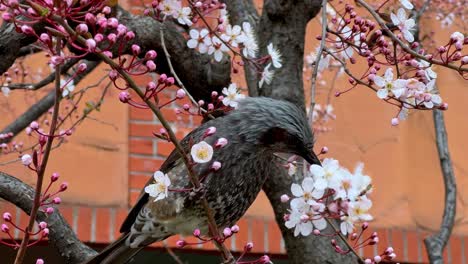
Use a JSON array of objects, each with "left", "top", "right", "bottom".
[
  {"left": 145, "top": 125, "right": 228, "bottom": 201},
  {"left": 304, "top": 0, "right": 466, "bottom": 125},
  {"left": 284, "top": 158, "right": 373, "bottom": 237},
  {"left": 145, "top": 0, "right": 283, "bottom": 88}
]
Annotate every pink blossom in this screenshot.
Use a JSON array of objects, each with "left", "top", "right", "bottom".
[
  {"left": 59, "top": 182, "right": 68, "bottom": 191},
  {"left": 76, "top": 24, "right": 88, "bottom": 34},
  {"left": 280, "top": 194, "right": 290, "bottom": 203},
  {"left": 176, "top": 89, "right": 186, "bottom": 99},
  {"left": 193, "top": 228, "right": 200, "bottom": 236},
  {"left": 21, "top": 154, "right": 32, "bottom": 166},
  {"left": 45, "top": 207, "right": 54, "bottom": 214},
  {"left": 38, "top": 222, "right": 47, "bottom": 229},
  {"left": 215, "top": 138, "right": 228, "bottom": 148},
  {"left": 145, "top": 50, "right": 157, "bottom": 60},
  {"left": 36, "top": 259, "right": 44, "bottom": 264},
  {"left": 51, "top": 172, "right": 59, "bottom": 182},
  {"left": 211, "top": 161, "right": 222, "bottom": 171},
  {"left": 223, "top": 227, "right": 232, "bottom": 237},
  {"left": 3, "top": 212, "right": 11, "bottom": 221},
  {"left": 231, "top": 225, "right": 240, "bottom": 233},
  {"left": 146, "top": 61, "right": 156, "bottom": 71},
  {"left": 176, "top": 240, "right": 185, "bottom": 247},
  {"left": 1, "top": 224, "right": 9, "bottom": 232}
]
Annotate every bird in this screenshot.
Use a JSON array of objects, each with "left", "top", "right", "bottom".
[{"left": 84, "top": 97, "right": 320, "bottom": 264}]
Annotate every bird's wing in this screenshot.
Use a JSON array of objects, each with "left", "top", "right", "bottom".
[{"left": 119, "top": 141, "right": 186, "bottom": 233}]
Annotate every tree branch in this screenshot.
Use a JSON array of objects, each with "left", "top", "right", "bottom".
[
  {"left": 253, "top": 1, "right": 357, "bottom": 263},
  {"left": 0, "top": 171, "right": 97, "bottom": 263},
  {"left": 424, "top": 107, "right": 457, "bottom": 264},
  {"left": 0, "top": 60, "right": 101, "bottom": 144}
]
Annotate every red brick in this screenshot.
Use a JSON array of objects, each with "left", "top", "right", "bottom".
[
  {"left": 157, "top": 141, "right": 174, "bottom": 157},
  {"left": 406, "top": 230, "right": 419, "bottom": 262},
  {"left": 250, "top": 218, "right": 265, "bottom": 253},
  {"left": 166, "top": 234, "right": 183, "bottom": 248},
  {"left": 59, "top": 206, "right": 74, "bottom": 228},
  {"left": 234, "top": 218, "right": 250, "bottom": 252},
  {"left": 77, "top": 207, "right": 92, "bottom": 242},
  {"left": 130, "top": 174, "right": 151, "bottom": 189},
  {"left": 130, "top": 107, "right": 153, "bottom": 121},
  {"left": 449, "top": 236, "right": 463, "bottom": 264},
  {"left": 129, "top": 138, "right": 154, "bottom": 155},
  {"left": 129, "top": 156, "right": 163, "bottom": 172},
  {"left": 130, "top": 123, "right": 163, "bottom": 137},
  {"left": 267, "top": 219, "right": 282, "bottom": 254},
  {"left": 114, "top": 208, "right": 129, "bottom": 239},
  {"left": 376, "top": 228, "right": 390, "bottom": 255},
  {"left": 95, "top": 208, "right": 111, "bottom": 243},
  {"left": 390, "top": 229, "right": 405, "bottom": 263},
  {"left": 130, "top": 190, "right": 142, "bottom": 205}
]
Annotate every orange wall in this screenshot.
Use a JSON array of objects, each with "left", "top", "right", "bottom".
[{"left": 0, "top": 0, "right": 467, "bottom": 262}]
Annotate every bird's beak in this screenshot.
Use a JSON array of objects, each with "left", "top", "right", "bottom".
[{"left": 304, "top": 150, "right": 321, "bottom": 165}]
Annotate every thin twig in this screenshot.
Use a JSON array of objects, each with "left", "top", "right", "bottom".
[
  {"left": 309, "top": 0, "right": 328, "bottom": 122},
  {"left": 13, "top": 37, "right": 63, "bottom": 264},
  {"left": 355, "top": 0, "right": 467, "bottom": 73}
]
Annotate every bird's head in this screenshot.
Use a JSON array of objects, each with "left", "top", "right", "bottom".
[{"left": 230, "top": 97, "right": 320, "bottom": 165}]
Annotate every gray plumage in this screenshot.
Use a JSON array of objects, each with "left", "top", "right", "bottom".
[{"left": 84, "top": 97, "right": 319, "bottom": 264}]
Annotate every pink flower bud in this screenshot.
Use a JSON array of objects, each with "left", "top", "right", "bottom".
[
  {"left": 440, "top": 102, "right": 448, "bottom": 110},
  {"left": 183, "top": 104, "right": 190, "bottom": 111},
  {"left": 391, "top": 118, "right": 399, "bottom": 126},
  {"left": 374, "top": 255, "right": 381, "bottom": 263},
  {"left": 280, "top": 194, "right": 290, "bottom": 203},
  {"left": 2, "top": 12, "right": 13, "bottom": 22},
  {"left": 30, "top": 121, "right": 39, "bottom": 129},
  {"left": 245, "top": 242, "right": 254, "bottom": 251},
  {"left": 198, "top": 100, "right": 205, "bottom": 106},
  {"left": 38, "top": 221, "right": 47, "bottom": 229},
  {"left": 77, "top": 63, "right": 87, "bottom": 73},
  {"left": 231, "top": 225, "right": 239, "bottom": 233},
  {"left": 36, "top": 259, "right": 44, "bottom": 264},
  {"left": 146, "top": 61, "right": 156, "bottom": 71},
  {"left": 364, "top": 259, "right": 372, "bottom": 264},
  {"left": 102, "top": 51, "right": 113, "bottom": 59},
  {"left": 176, "top": 240, "right": 186, "bottom": 248},
  {"left": 117, "top": 24, "right": 127, "bottom": 36},
  {"left": 211, "top": 91, "right": 218, "bottom": 97},
  {"left": 21, "top": 25, "right": 35, "bottom": 35},
  {"left": 53, "top": 197, "right": 61, "bottom": 204},
  {"left": 215, "top": 138, "right": 228, "bottom": 148},
  {"left": 125, "top": 31, "right": 135, "bottom": 40},
  {"left": 388, "top": 253, "right": 396, "bottom": 259},
  {"left": 25, "top": 127, "right": 32, "bottom": 135},
  {"left": 351, "top": 233, "right": 358, "bottom": 240},
  {"left": 86, "top": 39, "right": 96, "bottom": 51},
  {"left": 143, "top": 82, "right": 155, "bottom": 92},
  {"left": 385, "top": 247, "right": 394, "bottom": 254},
  {"left": 211, "top": 161, "right": 222, "bottom": 171},
  {"left": 51, "top": 172, "right": 59, "bottom": 182},
  {"left": 102, "top": 6, "right": 111, "bottom": 14},
  {"left": 109, "top": 70, "right": 119, "bottom": 81},
  {"left": 21, "top": 154, "right": 32, "bottom": 166},
  {"left": 166, "top": 77, "right": 175, "bottom": 85},
  {"left": 3, "top": 212, "right": 12, "bottom": 222},
  {"left": 260, "top": 255, "right": 270, "bottom": 263},
  {"left": 193, "top": 228, "right": 200, "bottom": 236},
  {"left": 145, "top": 50, "right": 157, "bottom": 60},
  {"left": 313, "top": 229, "right": 320, "bottom": 235},
  {"left": 205, "top": 126, "right": 216, "bottom": 136},
  {"left": 362, "top": 222, "right": 369, "bottom": 229},
  {"left": 1, "top": 224, "right": 9, "bottom": 232},
  {"left": 85, "top": 13, "right": 96, "bottom": 24},
  {"left": 93, "top": 34, "right": 104, "bottom": 43},
  {"left": 45, "top": 207, "right": 54, "bottom": 215},
  {"left": 107, "top": 18, "right": 118, "bottom": 28},
  {"left": 119, "top": 92, "right": 131, "bottom": 103},
  {"left": 223, "top": 227, "right": 232, "bottom": 237},
  {"left": 320, "top": 146, "right": 328, "bottom": 154},
  {"left": 50, "top": 56, "right": 64, "bottom": 66},
  {"left": 176, "top": 89, "right": 186, "bottom": 99},
  {"left": 131, "top": 44, "right": 141, "bottom": 55},
  {"left": 208, "top": 103, "right": 214, "bottom": 111},
  {"left": 59, "top": 182, "right": 68, "bottom": 191},
  {"left": 76, "top": 24, "right": 88, "bottom": 34},
  {"left": 300, "top": 214, "right": 309, "bottom": 222},
  {"left": 39, "top": 33, "right": 50, "bottom": 43},
  {"left": 42, "top": 228, "right": 49, "bottom": 236}
]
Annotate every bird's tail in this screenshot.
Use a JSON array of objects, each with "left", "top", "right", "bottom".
[{"left": 82, "top": 233, "right": 143, "bottom": 264}]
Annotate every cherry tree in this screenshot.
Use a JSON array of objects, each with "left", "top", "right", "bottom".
[{"left": 0, "top": 0, "right": 466, "bottom": 263}]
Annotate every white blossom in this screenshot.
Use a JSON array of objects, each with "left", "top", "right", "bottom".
[
  {"left": 267, "top": 43, "right": 283, "bottom": 68},
  {"left": 238, "top": 22, "right": 258, "bottom": 58},
  {"left": 208, "top": 36, "right": 229, "bottom": 62},
  {"left": 390, "top": 8, "right": 415, "bottom": 42},
  {"left": 1, "top": 87, "right": 10, "bottom": 97},
  {"left": 61, "top": 79, "right": 75, "bottom": 97},
  {"left": 373, "top": 68, "right": 407, "bottom": 99},
  {"left": 144, "top": 171, "right": 171, "bottom": 202},
  {"left": 259, "top": 63, "right": 274, "bottom": 88},
  {"left": 221, "top": 83, "right": 245, "bottom": 108},
  {"left": 400, "top": 0, "right": 414, "bottom": 10},
  {"left": 187, "top": 29, "right": 211, "bottom": 54},
  {"left": 190, "top": 141, "right": 214, "bottom": 163}
]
